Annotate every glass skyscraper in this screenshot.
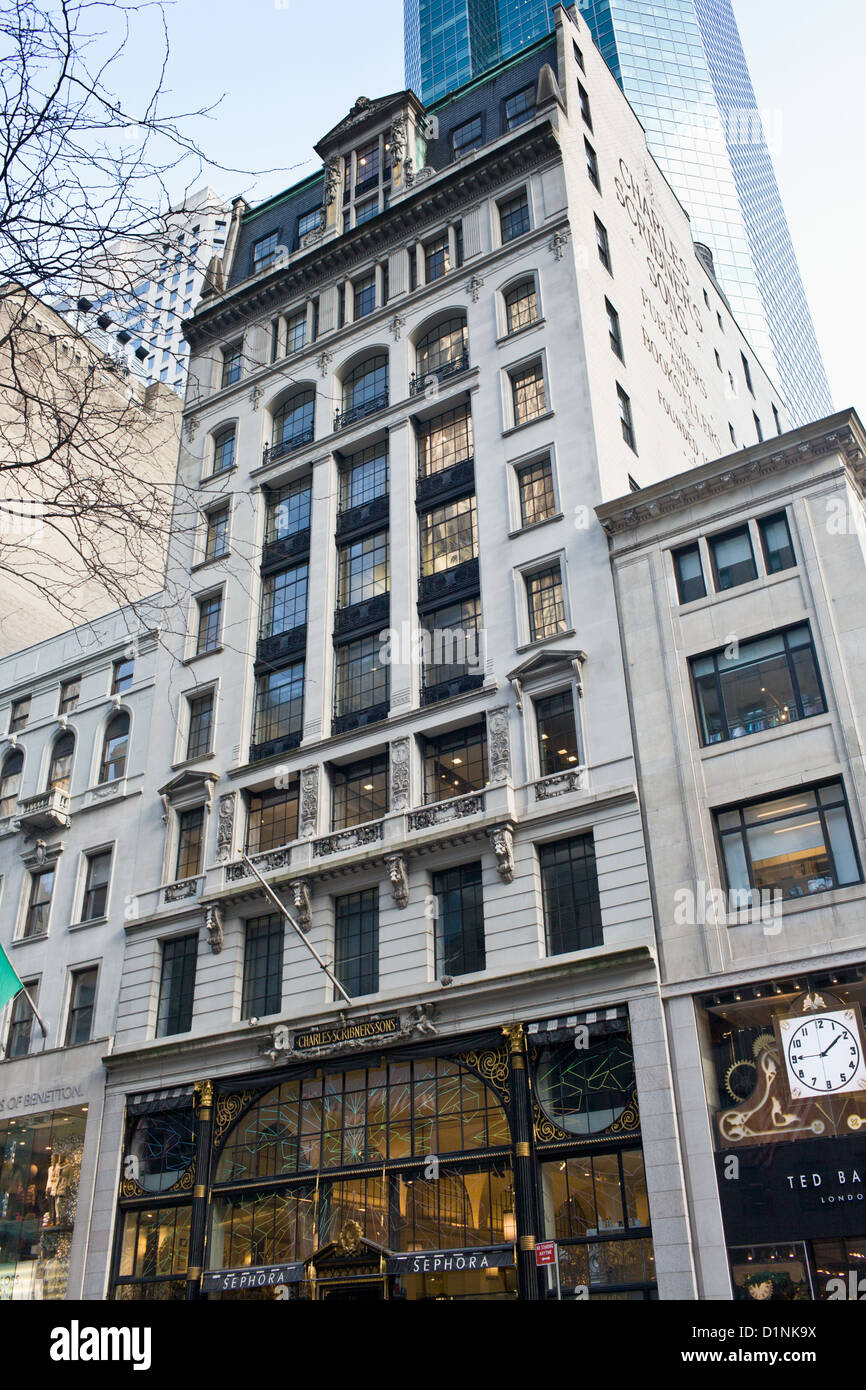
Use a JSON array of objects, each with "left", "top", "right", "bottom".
[{"left": 404, "top": 0, "right": 832, "bottom": 425}]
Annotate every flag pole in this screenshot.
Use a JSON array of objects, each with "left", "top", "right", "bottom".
[{"left": 19, "top": 983, "right": 48, "bottom": 1039}]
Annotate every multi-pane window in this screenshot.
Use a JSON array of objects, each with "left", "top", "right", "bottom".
[
  {"left": 266, "top": 476, "right": 312, "bottom": 543},
  {"left": 355, "top": 139, "right": 380, "bottom": 190},
  {"left": 416, "top": 404, "right": 473, "bottom": 477},
  {"left": 285, "top": 308, "right": 306, "bottom": 354},
  {"left": 253, "top": 663, "right": 305, "bottom": 745},
  {"left": 510, "top": 360, "right": 547, "bottom": 424},
  {"left": 175, "top": 806, "right": 204, "bottom": 880},
  {"left": 273, "top": 389, "right": 315, "bottom": 452},
  {"left": 252, "top": 232, "right": 279, "bottom": 275},
  {"left": 424, "top": 723, "right": 488, "bottom": 803},
  {"left": 758, "top": 511, "right": 796, "bottom": 573},
  {"left": 260, "top": 564, "right": 308, "bottom": 637},
  {"left": 606, "top": 299, "right": 624, "bottom": 360},
  {"left": 526, "top": 564, "right": 567, "bottom": 642},
  {"left": 708, "top": 525, "right": 756, "bottom": 591},
  {"left": 156, "top": 934, "right": 198, "bottom": 1037},
  {"left": 672, "top": 543, "right": 706, "bottom": 604},
  {"left": 422, "top": 598, "right": 483, "bottom": 689},
  {"left": 340, "top": 443, "right": 388, "bottom": 511},
  {"left": 451, "top": 115, "right": 483, "bottom": 155},
  {"left": 338, "top": 532, "right": 389, "bottom": 607},
  {"left": 421, "top": 496, "right": 477, "bottom": 575},
  {"left": 204, "top": 505, "right": 229, "bottom": 562},
  {"left": 354, "top": 198, "right": 378, "bottom": 227},
  {"left": 242, "top": 915, "right": 284, "bottom": 1019},
  {"left": 82, "top": 850, "right": 111, "bottom": 921},
  {"left": 536, "top": 691, "right": 580, "bottom": 775},
  {"left": 423, "top": 234, "right": 449, "bottom": 283},
  {"left": 617, "top": 384, "right": 636, "bottom": 451},
  {"left": 505, "top": 280, "right": 538, "bottom": 334},
  {"left": 58, "top": 677, "right": 81, "bottom": 714},
  {"left": 9, "top": 696, "right": 30, "bottom": 732},
  {"left": 24, "top": 869, "right": 54, "bottom": 938},
  {"left": 99, "top": 712, "right": 129, "bottom": 783},
  {"left": 221, "top": 340, "right": 243, "bottom": 388},
  {"left": 595, "top": 216, "right": 611, "bottom": 272},
  {"left": 65, "top": 968, "right": 97, "bottom": 1046},
  {"left": 585, "top": 138, "right": 600, "bottom": 190},
  {"left": 433, "top": 863, "right": 485, "bottom": 977},
  {"left": 716, "top": 781, "right": 861, "bottom": 904},
  {"left": 353, "top": 272, "right": 376, "bottom": 320},
  {"left": 0, "top": 750, "right": 23, "bottom": 817},
  {"left": 499, "top": 191, "right": 530, "bottom": 242},
  {"left": 247, "top": 782, "right": 299, "bottom": 854},
  {"left": 517, "top": 457, "right": 556, "bottom": 527},
  {"left": 332, "top": 756, "right": 388, "bottom": 829},
  {"left": 540, "top": 835, "right": 602, "bottom": 955},
  {"left": 48, "top": 733, "right": 74, "bottom": 792},
  {"left": 196, "top": 593, "right": 222, "bottom": 654},
  {"left": 341, "top": 356, "right": 388, "bottom": 419},
  {"left": 504, "top": 85, "right": 535, "bottom": 130},
  {"left": 334, "top": 637, "right": 389, "bottom": 718},
  {"left": 334, "top": 889, "right": 379, "bottom": 997},
  {"left": 212, "top": 425, "right": 236, "bottom": 474},
  {"left": 7, "top": 982, "right": 37, "bottom": 1058},
  {"left": 415, "top": 317, "right": 468, "bottom": 379},
  {"left": 691, "top": 626, "right": 826, "bottom": 746},
  {"left": 186, "top": 693, "right": 214, "bottom": 760},
  {"left": 298, "top": 208, "right": 322, "bottom": 240}
]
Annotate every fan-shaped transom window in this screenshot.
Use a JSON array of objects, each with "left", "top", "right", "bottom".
[
  {"left": 415, "top": 318, "right": 468, "bottom": 380},
  {"left": 48, "top": 732, "right": 75, "bottom": 792},
  {"left": 272, "top": 390, "right": 315, "bottom": 455}
]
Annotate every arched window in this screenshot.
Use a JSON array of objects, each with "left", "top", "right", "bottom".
[
  {"left": 272, "top": 390, "right": 315, "bottom": 457},
  {"left": 99, "top": 713, "right": 129, "bottom": 784},
  {"left": 212, "top": 425, "right": 236, "bottom": 475},
  {"left": 504, "top": 278, "right": 538, "bottom": 335},
  {"left": 414, "top": 317, "right": 468, "bottom": 388},
  {"left": 48, "top": 732, "right": 75, "bottom": 793},
  {"left": 0, "top": 749, "right": 23, "bottom": 817},
  {"left": 338, "top": 355, "right": 388, "bottom": 428}
]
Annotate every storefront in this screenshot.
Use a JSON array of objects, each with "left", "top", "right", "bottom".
[
  {"left": 110, "top": 1011, "right": 657, "bottom": 1301},
  {"left": 702, "top": 966, "right": 866, "bottom": 1299},
  {"left": 0, "top": 1103, "right": 89, "bottom": 1300}
]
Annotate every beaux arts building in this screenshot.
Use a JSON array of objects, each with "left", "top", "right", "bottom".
[{"left": 1, "top": 5, "right": 792, "bottom": 1301}]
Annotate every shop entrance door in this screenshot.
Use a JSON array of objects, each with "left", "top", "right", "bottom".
[{"left": 317, "top": 1278, "right": 385, "bottom": 1301}]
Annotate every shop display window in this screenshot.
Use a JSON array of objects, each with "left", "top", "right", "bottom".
[{"left": 0, "top": 1106, "right": 87, "bottom": 1300}]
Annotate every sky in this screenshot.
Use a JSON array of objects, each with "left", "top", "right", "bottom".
[{"left": 129, "top": 0, "right": 864, "bottom": 415}]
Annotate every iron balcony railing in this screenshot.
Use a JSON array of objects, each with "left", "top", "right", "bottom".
[
  {"left": 334, "top": 391, "right": 389, "bottom": 431},
  {"left": 262, "top": 426, "right": 315, "bottom": 465},
  {"left": 409, "top": 350, "right": 470, "bottom": 397}
]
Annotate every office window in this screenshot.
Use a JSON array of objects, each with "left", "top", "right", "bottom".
[
  {"left": 708, "top": 526, "right": 757, "bottom": 591},
  {"left": 539, "top": 835, "right": 602, "bottom": 955},
  {"left": 204, "top": 506, "right": 229, "bottom": 562},
  {"left": 242, "top": 915, "right": 284, "bottom": 1019},
  {"left": 9, "top": 696, "right": 30, "bottom": 732},
  {"left": 48, "top": 732, "right": 74, "bottom": 792},
  {"left": 354, "top": 197, "right": 379, "bottom": 227},
  {"left": 6, "top": 982, "right": 38, "bottom": 1058},
  {"left": 261, "top": 563, "right": 308, "bottom": 638},
  {"left": 341, "top": 355, "right": 388, "bottom": 419},
  {"left": 82, "top": 850, "right": 111, "bottom": 921},
  {"left": 0, "top": 750, "right": 23, "bottom": 817},
  {"left": 338, "top": 531, "right": 389, "bottom": 607},
  {"left": 617, "top": 385, "right": 636, "bottom": 451},
  {"left": 606, "top": 300, "right": 624, "bottom": 360},
  {"left": 716, "top": 781, "right": 861, "bottom": 904},
  {"left": 741, "top": 352, "right": 755, "bottom": 396},
  {"left": 334, "top": 889, "right": 379, "bottom": 997},
  {"left": 99, "top": 712, "right": 129, "bottom": 783},
  {"left": 273, "top": 389, "right": 315, "bottom": 452},
  {"left": 421, "top": 495, "right": 477, "bottom": 575},
  {"left": 285, "top": 309, "right": 306, "bottom": 354},
  {"left": 212, "top": 425, "right": 236, "bottom": 475},
  {"left": 196, "top": 593, "right": 222, "bottom": 654},
  {"left": 578, "top": 81, "right": 592, "bottom": 129},
  {"left": 536, "top": 691, "right": 580, "bottom": 775},
  {"left": 510, "top": 360, "right": 547, "bottom": 424},
  {"left": 424, "top": 723, "right": 487, "bottom": 803},
  {"left": 415, "top": 317, "right": 468, "bottom": 379},
  {"left": 24, "top": 869, "right": 54, "bottom": 938},
  {"left": 504, "top": 85, "right": 535, "bottom": 130},
  {"left": 505, "top": 279, "right": 538, "bottom": 335},
  {"left": 585, "top": 138, "right": 600, "bottom": 190},
  {"left": 422, "top": 597, "right": 483, "bottom": 690},
  {"left": 416, "top": 403, "right": 473, "bottom": 477},
  {"left": 253, "top": 663, "right": 305, "bottom": 745},
  {"left": 355, "top": 138, "right": 380, "bottom": 189},
  {"left": 517, "top": 457, "right": 556, "bottom": 527},
  {"left": 221, "top": 340, "right": 243, "bottom": 388},
  {"left": 65, "top": 968, "right": 97, "bottom": 1046},
  {"left": 451, "top": 114, "right": 483, "bottom": 156},
  {"left": 691, "top": 625, "right": 826, "bottom": 746},
  {"left": 156, "top": 934, "right": 198, "bottom": 1037},
  {"left": 499, "top": 191, "right": 530, "bottom": 243},
  {"left": 298, "top": 208, "right": 322, "bottom": 240},
  {"left": 672, "top": 543, "right": 706, "bottom": 604},
  {"left": 340, "top": 443, "right": 388, "bottom": 511},
  {"left": 353, "top": 272, "right": 376, "bottom": 320},
  {"left": 334, "top": 637, "right": 389, "bottom": 718},
  {"left": 58, "top": 677, "right": 81, "bottom": 714},
  {"left": 332, "top": 755, "right": 388, "bottom": 829},
  {"left": 175, "top": 806, "right": 204, "bottom": 880},
  {"left": 433, "top": 862, "right": 484, "bottom": 977},
  {"left": 186, "top": 693, "right": 214, "bottom": 761},
  {"left": 526, "top": 563, "right": 567, "bottom": 642},
  {"left": 758, "top": 511, "right": 796, "bottom": 574},
  {"left": 423, "top": 234, "right": 449, "bottom": 283},
  {"left": 247, "top": 782, "right": 299, "bottom": 854},
  {"left": 595, "top": 216, "right": 611, "bottom": 273},
  {"left": 266, "top": 476, "right": 312, "bottom": 543},
  {"left": 252, "top": 232, "right": 279, "bottom": 275}
]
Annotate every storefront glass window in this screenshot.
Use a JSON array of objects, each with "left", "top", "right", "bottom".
[
  {"left": 534, "top": 1033, "right": 636, "bottom": 1136},
  {"left": 0, "top": 1106, "right": 87, "bottom": 1300},
  {"left": 114, "top": 1206, "right": 191, "bottom": 1299}
]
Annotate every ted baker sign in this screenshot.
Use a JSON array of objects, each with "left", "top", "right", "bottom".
[{"left": 786, "top": 1167, "right": 864, "bottom": 1203}]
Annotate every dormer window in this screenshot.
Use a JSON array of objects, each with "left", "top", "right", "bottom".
[{"left": 343, "top": 129, "right": 394, "bottom": 228}]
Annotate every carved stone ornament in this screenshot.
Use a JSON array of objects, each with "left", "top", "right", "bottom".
[
  {"left": 299, "top": 765, "right": 319, "bottom": 838},
  {"left": 466, "top": 275, "right": 484, "bottom": 303},
  {"left": 388, "top": 313, "right": 406, "bottom": 341},
  {"left": 204, "top": 903, "right": 223, "bottom": 954},
  {"left": 290, "top": 880, "right": 312, "bottom": 932},
  {"left": 390, "top": 737, "right": 411, "bottom": 812},
  {"left": 313, "top": 823, "right": 384, "bottom": 857},
  {"left": 249, "top": 383, "right": 264, "bottom": 410},
  {"left": 316, "top": 350, "right": 333, "bottom": 378},
  {"left": 323, "top": 155, "right": 341, "bottom": 207},
  {"left": 338, "top": 1219, "right": 364, "bottom": 1255},
  {"left": 216, "top": 793, "right": 235, "bottom": 863},
  {"left": 549, "top": 229, "right": 568, "bottom": 261},
  {"left": 407, "top": 795, "right": 483, "bottom": 830},
  {"left": 401, "top": 1002, "right": 437, "bottom": 1037},
  {"left": 184, "top": 414, "right": 199, "bottom": 443},
  {"left": 385, "top": 853, "right": 409, "bottom": 909},
  {"left": 534, "top": 768, "right": 586, "bottom": 800},
  {"left": 486, "top": 706, "right": 511, "bottom": 783},
  {"left": 389, "top": 117, "right": 407, "bottom": 166},
  {"left": 165, "top": 879, "right": 198, "bottom": 902},
  {"left": 487, "top": 825, "right": 514, "bottom": 884}
]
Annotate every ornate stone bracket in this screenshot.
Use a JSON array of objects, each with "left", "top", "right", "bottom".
[
  {"left": 385, "top": 853, "right": 409, "bottom": 908},
  {"left": 487, "top": 824, "right": 514, "bottom": 883},
  {"left": 204, "top": 904, "right": 223, "bottom": 954},
  {"left": 290, "top": 880, "right": 312, "bottom": 932}
]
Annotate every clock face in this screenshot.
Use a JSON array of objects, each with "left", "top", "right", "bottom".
[{"left": 780, "top": 1011, "right": 866, "bottom": 1098}]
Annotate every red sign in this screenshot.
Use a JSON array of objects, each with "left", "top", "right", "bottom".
[{"left": 535, "top": 1240, "right": 557, "bottom": 1266}]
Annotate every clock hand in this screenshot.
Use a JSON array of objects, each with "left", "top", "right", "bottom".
[{"left": 820, "top": 1035, "right": 842, "bottom": 1058}]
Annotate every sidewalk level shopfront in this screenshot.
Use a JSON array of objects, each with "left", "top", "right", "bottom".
[{"left": 110, "top": 1017, "right": 658, "bottom": 1301}]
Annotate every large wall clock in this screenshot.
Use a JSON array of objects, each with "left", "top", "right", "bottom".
[{"left": 776, "top": 992, "right": 866, "bottom": 1100}]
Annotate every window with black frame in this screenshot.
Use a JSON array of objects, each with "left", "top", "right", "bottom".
[
  {"left": 525, "top": 563, "right": 567, "bottom": 642},
  {"left": 0, "top": 749, "right": 22, "bottom": 816},
  {"left": 540, "top": 1149, "right": 655, "bottom": 1298},
  {"left": 221, "top": 341, "right": 243, "bottom": 388},
  {"left": 423, "top": 723, "right": 488, "bottom": 803},
  {"left": 504, "top": 84, "right": 535, "bottom": 130},
  {"left": 517, "top": 456, "right": 556, "bottom": 528},
  {"left": 331, "top": 755, "right": 388, "bottom": 830},
  {"left": 708, "top": 525, "right": 757, "bottom": 590},
  {"left": 272, "top": 390, "right": 315, "bottom": 454},
  {"left": 114, "top": 1207, "right": 191, "bottom": 1299},
  {"left": 247, "top": 781, "right": 299, "bottom": 854},
  {"left": 420, "top": 495, "right": 477, "bottom": 575},
  {"left": 265, "top": 476, "right": 312, "bottom": 544},
  {"left": 334, "top": 888, "right": 379, "bottom": 997},
  {"left": 451, "top": 114, "right": 483, "bottom": 156},
  {"left": 334, "top": 637, "right": 389, "bottom": 720},
  {"left": 499, "top": 191, "right": 530, "bottom": 243},
  {"left": 421, "top": 597, "right": 483, "bottom": 691},
  {"left": 242, "top": 914, "right": 285, "bottom": 1018},
  {"left": 433, "top": 862, "right": 485, "bottom": 977},
  {"left": 48, "top": 732, "right": 74, "bottom": 792},
  {"left": 505, "top": 279, "right": 538, "bottom": 335},
  {"left": 415, "top": 317, "right": 468, "bottom": 382},
  {"left": 260, "top": 564, "right": 308, "bottom": 638},
  {"left": 24, "top": 869, "right": 54, "bottom": 938},
  {"left": 416, "top": 403, "right": 473, "bottom": 477},
  {"left": 353, "top": 271, "right": 376, "bottom": 319},
  {"left": 340, "top": 443, "right": 388, "bottom": 511},
  {"left": 175, "top": 807, "right": 204, "bottom": 880},
  {"left": 539, "top": 835, "right": 602, "bottom": 955},
  {"left": 212, "top": 425, "right": 236, "bottom": 475},
  {"left": 6, "top": 980, "right": 38, "bottom": 1057},
  {"left": 156, "top": 934, "right": 198, "bottom": 1037},
  {"left": 81, "top": 850, "right": 111, "bottom": 921},
  {"left": 672, "top": 542, "right": 706, "bottom": 603},
  {"left": 340, "top": 356, "right": 388, "bottom": 424},
  {"left": 253, "top": 663, "right": 305, "bottom": 747},
  {"left": 423, "top": 234, "right": 449, "bottom": 283},
  {"left": 536, "top": 691, "right": 580, "bottom": 775},
  {"left": 65, "top": 967, "right": 97, "bottom": 1045},
  {"left": 337, "top": 531, "right": 389, "bottom": 607},
  {"left": 186, "top": 693, "right": 214, "bottom": 760},
  {"left": 691, "top": 625, "right": 826, "bottom": 745},
  {"left": 252, "top": 231, "right": 279, "bottom": 275},
  {"left": 758, "top": 511, "right": 796, "bottom": 573}
]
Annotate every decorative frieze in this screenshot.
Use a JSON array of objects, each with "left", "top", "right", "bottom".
[
  {"left": 486, "top": 707, "right": 511, "bottom": 784},
  {"left": 225, "top": 848, "right": 291, "bottom": 882},
  {"left": 216, "top": 793, "right": 235, "bottom": 863},
  {"left": 165, "top": 878, "right": 198, "bottom": 903},
  {"left": 533, "top": 768, "right": 587, "bottom": 800},
  {"left": 408, "top": 795, "right": 484, "bottom": 830},
  {"left": 313, "top": 822, "right": 384, "bottom": 857},
  {"left": 299, "top": 766, "right": 319, "bottom": 838},
  {"left": 390, "top": 737, "right": 411, "bottom": 812}
]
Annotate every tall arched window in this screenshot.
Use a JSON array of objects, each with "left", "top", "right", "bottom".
[
  {"left": 272, "top": 390, "right": 315, "bottom": 457},
  {"left": 212, "top": 425, "right": 236, "bottom": 475},
  {"left": 48, "top": 732, "right": 75, "bottom": 793},
  {"left": 0, "top": 749, "right": 23, "bottom": 817},
  {"left": 338, "top": 355, "right": 388, "bottom": 428},
  {"left": 99, "top": 712, "right": 129, "bottom": 784},
  {"left": 414, "top": 317, "right": 468, "bottom": 387}
]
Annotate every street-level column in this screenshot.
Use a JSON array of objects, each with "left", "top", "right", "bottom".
[
  {"left": 186, "top": 1078, "right": 216, "bottom": 1299},
  {"left": 503, "top": 1022, "right": 540, "bottom": 1301}
]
